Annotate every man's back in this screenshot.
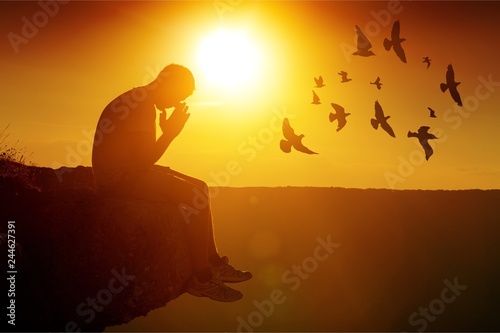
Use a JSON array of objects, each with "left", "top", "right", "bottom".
[{"left": 92, "top": 87, "right": 156, "bottom": 192}]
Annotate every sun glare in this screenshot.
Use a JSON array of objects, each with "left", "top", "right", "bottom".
[{"left": 196, "top": 28, "right": 263, "bottom": 93}]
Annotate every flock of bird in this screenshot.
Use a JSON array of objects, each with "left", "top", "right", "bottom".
[{"left": 280, "top": 19, "right": 463, "bottom": 161}]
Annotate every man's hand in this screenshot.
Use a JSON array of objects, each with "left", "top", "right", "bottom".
[{"left": 159, "top": 102, "right": 190, "bottom": 139}]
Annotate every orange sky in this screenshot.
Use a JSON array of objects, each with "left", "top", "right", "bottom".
[{"left": 1, "top": 1, "right": 499, "bottom": 189}]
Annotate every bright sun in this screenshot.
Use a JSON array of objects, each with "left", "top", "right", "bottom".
[{"left": 196, "top": 28, "right": 263, "bottom": 92}]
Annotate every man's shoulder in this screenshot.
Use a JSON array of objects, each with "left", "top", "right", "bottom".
[{"left": 101, "top": 86, "right": 154, "bottom": 117}]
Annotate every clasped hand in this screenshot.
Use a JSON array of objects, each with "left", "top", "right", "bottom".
[{"left": 159, "top": 102, "right": 190, "bottom": 139}]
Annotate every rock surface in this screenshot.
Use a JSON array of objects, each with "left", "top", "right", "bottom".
[{"left": 0, "top": 161, "right": 193, "bottom": 332}]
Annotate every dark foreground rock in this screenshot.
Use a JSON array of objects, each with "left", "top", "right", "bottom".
[{"left": 0, "top": 161, "right": 192, "bottom": 332}]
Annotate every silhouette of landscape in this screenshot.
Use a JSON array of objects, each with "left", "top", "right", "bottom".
[
  {"left": 2, "top": 162, "right": 499, "bottom": 332},
  {"left": 108, "top": 186, "right": 500, "bottom": 332}
]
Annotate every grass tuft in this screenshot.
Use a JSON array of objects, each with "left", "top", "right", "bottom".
[{"left": 0, "top": 125, "right": 35, "bottom": 185}]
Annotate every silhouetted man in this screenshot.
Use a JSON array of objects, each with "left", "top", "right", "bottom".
[{"left": 92, "top": 64, "right": 251, "bottom": 302}]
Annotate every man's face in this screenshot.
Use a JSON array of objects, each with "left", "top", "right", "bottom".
[
  {"left": 156, "top": 95, "right": 184, "bottom": 110},
  {"left": 154, "top": 85, "right": 192, "bottom": 110}
]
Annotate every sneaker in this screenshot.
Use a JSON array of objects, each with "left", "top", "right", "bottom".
[
  {"left": 212, "top": 256, "right": 253, "bottom": 283},
  {"left": 186, "top": 276, "right": 243, "bottom": 302}
]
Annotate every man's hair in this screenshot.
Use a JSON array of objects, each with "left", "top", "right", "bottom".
[{"left": 155, "top": 63, "right": 195, "bottom": 96}]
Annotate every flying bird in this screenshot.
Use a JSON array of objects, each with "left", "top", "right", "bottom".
[
  {"left": 311, "top": 90, "right": 321, "bottom": 104},
  {"left": 280, "top": 118, "right": 318, "bottom": 155},
  {"left": 314, "top": 76, "right": 325, "bottom": 88},
  {"left": 440, "top": 64, "right": 463, "bottom": 106},
  {"left": 353, "top": 25, "right": 375, "bottom": 57},
  {"left": 428, "top": 107, "right": 437, "bottom": 118},
  {"left": 329, "top": 103, "right": 351, "bottom": 132},
  {"left": 383, "top": 20, "right": 407, "bottom": 63},
  {"left": 370, "top": 76, "right": 383, "bottom": 90},
  {"left": 423, "top": 57, "right": 431, "bottom": 69},
  {"left": 338, "top": 71, "right": 352, "bottom": 83},
  {"left": 371, "top": 100, "right": 396, "bottom": 138},
  {"left": 407, "top": 126, "right": 438, "bottom": 160}
]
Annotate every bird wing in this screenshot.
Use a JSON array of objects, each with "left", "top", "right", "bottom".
[
  {"left": 312, "top": 90, "right": 320, "bottom": 104},
  {"left": 329, "top": 112, "right": 337, "bottom": 123},
  {"left": 295, "top": 140, "right": 318, "bottom": 154},
  {"left": 407, "top": 130, "right": 417, "bottom": 138},
  {"left": 381, "top": 121, "right": 396, "bottom": 138},
  {"left": 383, "top": 37, "right": 392, "bottom": 51},
  {"left": 418, "top": 126, "right": 430, "bottom": 135},
  {"left": 374, "top": 100, "right": 384, "bottom": 121},
  {"left": 282, "top": 118, "right": 297, "bottom": 141},
  {"left": 314, "top": 76, "right": 323, "bottom": 86},
  {"left": 337, "top": 117, "right": 347, "bottom": 131},
  {"left": 330, "top": 103, "right": 345, "bottom": 115},
  {"left": 355, "top": 25, "right": 372, "bottom": 50},
  {"left": 280, "top": 139, "right": 292, "bottom": 153},
  {"left": 421, "top": 139, "right": 434, "bottom": 160},
  {"left": 428, "top": 107, "right": 436, "bottom": 117},
  {"left": 446, "top": 64, "right": 455, "bottom": 84},
  {"left": 375, "top": 77, "right": 380, "bottom": 84},
  {"left": 391, "top": 20, "right": 401, "bottom": 40},
  {"left": 393, "top": 43, "right": 407, "bottom": 63},
  {"left": 450, "top": 87, "right": 463, "bottom": 106}
]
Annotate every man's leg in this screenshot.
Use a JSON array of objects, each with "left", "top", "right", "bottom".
[
  {"left": 154, "top": 167, "right": 252, "bottom": 283},
  {"left": 126, "top": 168, "right": 244, "bottom": 301},
  {"left": 152, "top": 166, "right": 222, "bottom": 265},
  {"left": 125, "top": 169, "right": 213, "bottom": 281}
]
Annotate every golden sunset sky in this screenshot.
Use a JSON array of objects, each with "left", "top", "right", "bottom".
[{"left": 1, "top": 1, "right": 499, "bottom": 189}]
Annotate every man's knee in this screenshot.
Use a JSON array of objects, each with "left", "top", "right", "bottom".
[
  {"left": 193, "top": 179, "right": 209, "bottom": 194},
  {"left": 180, "top": 181, "right": 209, "bottom": 213}
]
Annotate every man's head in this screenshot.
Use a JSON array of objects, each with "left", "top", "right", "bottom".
[{"left": 150, "top": 64, "right": 195, "bottom": 110}]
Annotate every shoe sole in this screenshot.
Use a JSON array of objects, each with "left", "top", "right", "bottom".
[
  {"left": 186, "top": 287, "right": 243, "bottom": 302},
  {"left": 218, "top": 275, "right": 253, "bottom": 283}
]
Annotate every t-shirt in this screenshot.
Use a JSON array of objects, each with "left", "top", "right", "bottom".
[{"left": 92, "top": 86, "right": 156, "bottom": 191}]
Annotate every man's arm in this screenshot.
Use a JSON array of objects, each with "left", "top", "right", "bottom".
[{"left": 133, "top": 102, "right": 190, "bottom": 170}]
